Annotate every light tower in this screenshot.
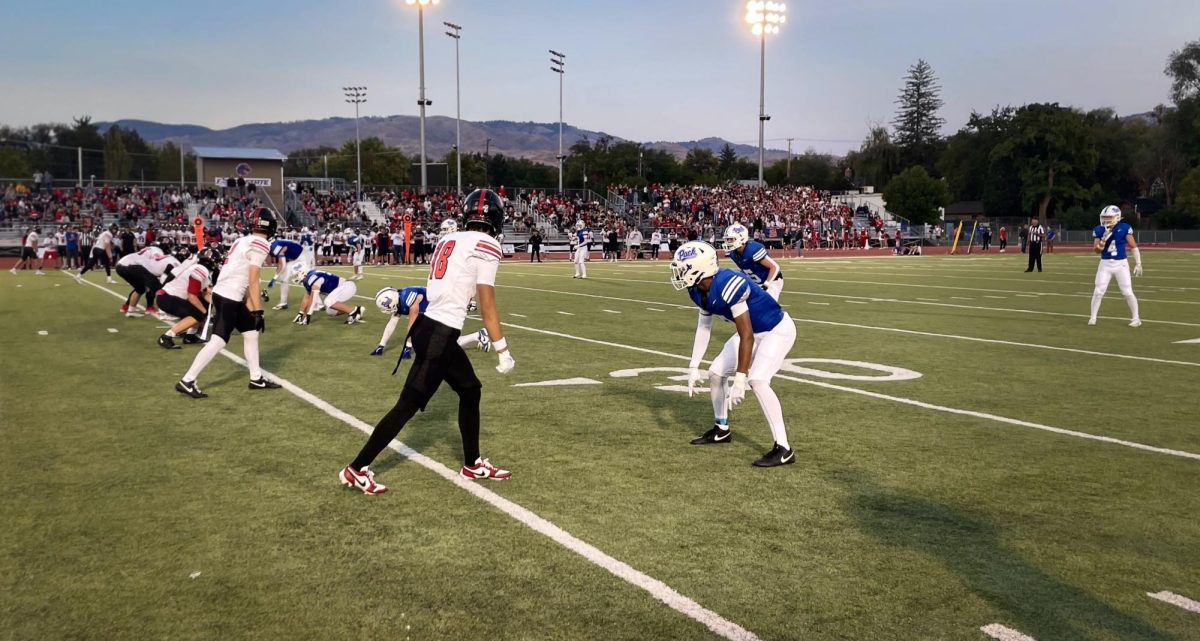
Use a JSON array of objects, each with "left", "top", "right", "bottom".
[
  {"left": 745, "top": 1, "right": 786, "bottom": 187},
  {"left": 550, "top": 49, "right": 566, "bottom": 193},
  {"left": 343, "top": 86, "right": 367, "bottom": 201}
]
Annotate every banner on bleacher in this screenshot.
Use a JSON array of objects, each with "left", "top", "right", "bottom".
[{"left": 214, "top": 178, "right": 272, "bottom": 187}]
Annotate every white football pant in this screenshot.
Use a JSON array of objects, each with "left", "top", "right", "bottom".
[
  {"left": 764, "top": 278, "right": 783, "bottom": 302},
  {"left": 574, "top": 246, "right": 588, "bottom": 278},
  {"left": 324, "top": 281, "right": 358, "bottom": 315},
  {"left": 708, "top": 314, "right": 796, "bottom": 448},
  {"left": 1090, "top": 259, "right": 1139, "bottom": 322}
]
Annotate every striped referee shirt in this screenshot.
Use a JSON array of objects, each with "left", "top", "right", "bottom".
[{"left": 1028, "top": 225, "right": 1045, "bottom": 244}]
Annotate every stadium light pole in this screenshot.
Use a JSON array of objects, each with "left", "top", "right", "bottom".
[
  {"left": 343, "top": 86, "right": 367, "bottom": 201},
  {"left": 745, "top": 1, "right": 785, "bottom": 188},
  {"left": 550, "top": 50, "right": 566, "bottom": 194},
  {"left": 405, "top": 0, "right": 438, "bottom": 194},
  {"left": 444, "top": 21, "right": 462, "bottom": 195}
]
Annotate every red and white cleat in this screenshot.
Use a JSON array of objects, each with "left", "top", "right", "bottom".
[
  {"left": 120, "top": 303, "right": 129, "bottom": 314},
  {"left": 339, "top": 465, "right": 388, "bottom": 495},
  {"left": 460, "top": 457, "right": 512, "bottom": 481}
]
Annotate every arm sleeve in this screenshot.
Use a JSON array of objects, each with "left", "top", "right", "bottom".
[
  {"left": 689, "top": 312, "right": 713, "bottom": 369},
  {"left": 473, "top": 255, "right": 500, "bottom": 286},
  {"left": 247, "top": 247, "right": 268, "bottom": 267}
]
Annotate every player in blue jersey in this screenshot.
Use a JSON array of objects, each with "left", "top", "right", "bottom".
[
  {"left": 370, "top": 286, "right": 491, "bottom": 356},
  {"left": 1089, "top": 205, "right": 1143, "bottom": 327},
  {"left": 289, "top": 263, "right": 363, "bottom": 325},
  {"left": 670, "top": 241, "right": 797, "bottom": 467},
  {"left": 722, "top": 223, "right": 783, "bottom": 300},
  {"left": 347, "top": 228, "right": 366, "bottom": 281},
  {"left": 573, "top": 220, "right": 590, "bottom": 279},
  {"left": 266, "top": 238, "right": 305, "bottom": 310}
]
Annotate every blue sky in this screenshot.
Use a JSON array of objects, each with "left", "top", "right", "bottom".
[{"left": 3, "top": 0, "right": 1197, "bottom": 154}]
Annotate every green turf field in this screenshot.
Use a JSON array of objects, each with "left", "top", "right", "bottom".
[{"left": 3, "top": 250, "right": 1199, "bottom": 641}]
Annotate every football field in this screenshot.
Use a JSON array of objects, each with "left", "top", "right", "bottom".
[{"left": 3, "top": 250, "right": 1199, "bottom": 641}]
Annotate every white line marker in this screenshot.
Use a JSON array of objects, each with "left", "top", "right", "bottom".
[
  {"left": 557, "top": 311, "right": 575, "bottom": 316},
  {"left": 37, "top": 330, "right": 48, "bottom": 335},
  {"left": 951, "top": 296, "right": 973, "bottom": 300},
  {"left": 983, "top": 295, "right": 1006, "bottom": 299},
  {"left": 107, "top": 328, "right": 119, "bottom": 333},
  {"left": 1015, "top": 294, "right": 1039, "bottom": 298},
  {"left": 514, "top": 377, "right": 602, "bottom": 387},
  {"left": 916, "top": 297, "right": 938, "bottom": 301},
  {"left": 75, "top": 276, "right": 763, "bottom": 641},
  {"left": 1175, "top": 338, "right": 1200, "bottom": 344},
  {"left": 808, "top": 302, "right": 830, "bottom": 306},
  {"left": 509, "top": 313, "right": 528, "bottom": 318},
  {"left": 646, "top": 307, "right": 665, "bottom": 312},
  {"left": 980, "top": 623, "right": 1037, "bottom": 641},
  {"left": 1148, "top": 590, "right": 1200, "bottom": 613},
  {"left": 602, "top": 309, "right": 622, "bottom": 314},
  {"left": 496, "top": 320, "right": 1200, "bottom": 462},
  {"left": 846, "top": 300, "right": 869, "bottom": 304}
]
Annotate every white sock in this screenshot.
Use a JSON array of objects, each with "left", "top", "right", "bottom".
[
  {"left": 750, "top": 379, "right": 790, "bottom": 449},
  {"left": 183, "top": 335, "right": 226, "bottom": 383},
  {"left": 1089, "top": 289, "right": 1104, "bottom": 320},
  {"left": 165, "top": 330, "right": 176, "bottom": 337},
  {"left": 243, "top": 330, "right": 262, "bottom": 380},
  {"left": 280, "top": 280, "right": 289, "bottom": 302},
  {"left": 379, "top": 315, "right": 401, "bottom": 347},
  {"left": 709, "top": 372, "right": 728, "bottom": 424},
  {"left": 456, "top": 334, "right": 477, "bottom": 348},
  {"left": 579, "top": 261, "right": 587, "bottom": 278},
  {"left": 1123, "top": 291, "right": 1139, "bottom": 320}
]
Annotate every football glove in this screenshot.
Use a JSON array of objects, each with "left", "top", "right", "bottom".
[
  {"left": 260, "top": 290, "right": 270, "bottom": 302},
  {"left": 1133, "top": 263, "right": 1143, "bottom": 277},
  {"left": 727, "top": 372, "right": 748, "bottom": 408},
  {"left": 687, "top": 368, "right": 705, "bottom": 398},
  {"left": 369, "top": 345, "right": 384, "bottom": 356},
  {"left": 496, "top": 350, "right": 516, "bottom": 374},
  {"left": 400, "top": 345, "right": 413, "bottom": 361},
  {"left": 251, "top": 310, "right": 265, "bottom": 333}
]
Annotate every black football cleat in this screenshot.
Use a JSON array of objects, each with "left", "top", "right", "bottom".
[
  {"left": 752, "top": 443, "right": 796, "bottom": 468},
  {"left": 157, "top": 334, "right": 180, "bottom": 350},
  {"left": 175, "top": 379, "right": 208, "bottom": 399},
  {"left": 346, "top": 306, "right": 363, "bottom": 324},
  {"left": 181, "top": 333, "right": 204, "bottom": 344},
  {"left": 690, "top": 424, "right": 732, "bottom": 445},
  {"left": 248, "top": 377, "right": 282, "bottom": 390}
]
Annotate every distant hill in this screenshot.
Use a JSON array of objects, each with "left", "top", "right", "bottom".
[{"left": 96, "top": 116, "right": 790, "bottom": 165}]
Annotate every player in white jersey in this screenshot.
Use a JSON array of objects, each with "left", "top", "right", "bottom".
[
  {"left": 11, "top": 227, "right": 45, "bottom": 275},
  {"left": 1089, "top": 205, "right": 1143, "bottom": 327},
  {"left": 347, "top": 228, "right": 366, "bottom": 280},
  {"left": 116, "top": 245, "right": 176, "bottom": 316},
  {"left": 157, "top": 248, "right": 221, "bottom": 349},
  {"left": 76, "top": 224, "right": 118, "bottom": 284},
  {"left": 175, "top": 209, "right": 282, "bottom": 398},
  {"left": 341, "top": 189, "right": 516, "bottom": 495}
]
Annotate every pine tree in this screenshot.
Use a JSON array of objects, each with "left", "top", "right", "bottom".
[{"left": 892, "top": 59, "right": 946, "bottom": 169}]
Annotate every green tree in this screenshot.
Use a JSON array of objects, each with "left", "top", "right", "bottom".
[
  {"left": 716, "top": 143, "right": 739, "bottom": 181},
  {"left": 1177, "top": 166, "right": 1200, "bottom": 217},
  {"left": 892, "top": 59, "right": 946, "bottom": 170},
  {"left": 846, "top": 126, "right": 900, "bottom": 190},
  {"left": 766, "top": 150, "right": 839, "bottom": 188},
  {"left": 0, "top": 146, "right": 30, "bottom": 178},
  {"left": 1165, "top": 39, "right": 1200, "bottom": 104},
  {"left": 103, "top": 125, "right": 131, "bottom": 181},
  {"left": 681, "top": 148, "right": 718, "bottom": 183},
  {"left": 327, "top": 137, "right": 409, "bottom": 187},
  {"left": 938, "top": 107, "right": 1015, "bottom": 202},
  {"left": 990, "top": 103, "right": 1098, "bottom": 219},
  {"left": 156, "top": 142, "right": 184, "bottom": 184},
  {"left": 882, "top": 165, "right": 950, "bottom": 225}
]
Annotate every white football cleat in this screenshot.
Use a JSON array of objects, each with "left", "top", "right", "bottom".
[
  {"left": 1087, "top": 318, "right": 1097, "bottom": 326},
  {"left": 1128, "top": 319, "right": 1142, "bottom": 328}
]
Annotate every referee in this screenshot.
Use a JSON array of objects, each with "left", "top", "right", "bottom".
[{"left": 1025, "top": 217, "right": 1045, "bottom": 272}]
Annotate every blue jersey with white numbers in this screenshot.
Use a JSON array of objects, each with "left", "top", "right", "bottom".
[
  {"left": 270, "top": 239, "right": 303, "bottom": 260},
  {"left": 302, "top": 270, "right": 340, "bottom": 294},
  {"left": 688, "top": 268, "right": 784, "bottom": 333},
  {"left": 348, "top": 235, "right": 365, "bottom": 251},
  {"left": 396, "top": 286, "right": 428, "bottom": 316},
  {"left": 727, "top": 240, "right": 781, "bottom": 285},
  {"left": 1094, "top": 222, "right": 1132, "bottom": 260},
  {"left": 575, "top": 228, "right": 589, "bottom": 246},
  {"left": 300, "top": 232, "right": 313, "bottom": 247}
]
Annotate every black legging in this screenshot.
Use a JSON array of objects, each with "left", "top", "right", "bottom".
[
  {"left": 530, "top": 245, "right": 541, "bottom": 262},
  {"left": 79, "top": 247, "right": 112, "bottom": 277}
]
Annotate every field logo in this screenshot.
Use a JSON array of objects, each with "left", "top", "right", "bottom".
[
  {"left": 235, "top": 162, "right": 253, "bottom": 177},
  {"left": 610, "top": 360, "right": 921, "bottom": 392}
]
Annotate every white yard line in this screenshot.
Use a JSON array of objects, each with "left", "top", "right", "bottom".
[
  {"left": 495, "top": 319, "right": 1200, "bottom": 462},
  {"left": 1147, "top": 591, "right": 1200, "bottom": 613},
  {"left": 510, "top": 313, "right": 528, "bottom": 318},
  {"left": 845, "top": 300, "right": 870, "bottom": 304},
  {"left": 808, "top": 302, "right": 830, "bottom": 306},
  {"left": 980, "top": 623, "right": 1037, "bottom": 641},
  {"left": 646, "top": 307, "right": 666, "bottom": 312},
  {"left": 74, "top": 275, "right": 764, "bottom": 641},
  {"left": 602, "top": 309, "right": 622, "bottom": 314},
  {"left": 557, "top": 311, "right": 575, "bottom": 316}
]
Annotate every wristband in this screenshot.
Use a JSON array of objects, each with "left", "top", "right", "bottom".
[{"left": 492, "top": 337, "right": 508, "bottom": 352}]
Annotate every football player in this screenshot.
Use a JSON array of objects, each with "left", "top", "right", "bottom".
[
  {"left": 290, "top": 263, "right": 364, "bottom": 325},
  {"left": 76, "top": 224, "right": 118, "bottom": 284},
  {"left": 157, "top": 248, "right": 221, "bottom": 349},
  {"left": 341, "top": 189, "right": 516, "bottom": 495},
  {"left": 370, "top": 286, "right": 491, "bottom": 356},
  {"left": 1089, "top": 205, "right": 1143, "bottom": 327},
  {"left": 175, "top": 209, "right": 282, "bottom": 398},
  {"left": 671, "top": 241, "right": 797, "bottom": 467},
  {"left": 722, "top": 223, "right": 784, "bottom": 301},
  {"left": 115, "top": 245, "right": 180, "bottom": 317},
  {"left": 573, "top": 220, "right": 590, "bottom": 279},
  {"left": 266, "top": 236, "right": 305, "bottom": 310},
  {"left": 347, "top": 228, "right": 366, "bottom": 280}
]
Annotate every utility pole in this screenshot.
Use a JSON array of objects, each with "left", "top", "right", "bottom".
[
  {"left": 786, "top": 137, "right": 794, "bottom": 179},
  {"left": 444, "top": 21, "right": 462, "bottom": 194},
  {"left": 343, "top": 86, "right": 367, "bottom": 201},
  {"left": 550, "top": 49, "right": 566, "bottom": 193}
]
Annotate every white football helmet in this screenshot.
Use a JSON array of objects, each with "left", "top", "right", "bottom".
[
  {"left": 288, "top": 261, "right": 312, "bottom": 285},
  {"left": 670, "top": 241, "right": 720, "bottom": 291},
  {"left": 374, "top": 287, "right": 400, "bottom": 314},
  {"left": 344, "top": 228, "right": 354, "bottom": 237},
  {"left": 575, "top": 220, "right": 585, "bottom": 231},
  {"left": 301, "top": 227, "right": 310, "bottom": 234},
  {"left": 722, "top": 224, "right": 750, "bottom": 252},
  {"left": 1100, "top": 205, "right": 1122, "bottom": 230},
  {"left": 440, "top": 218, "right": 458, "bottom": 234}
]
